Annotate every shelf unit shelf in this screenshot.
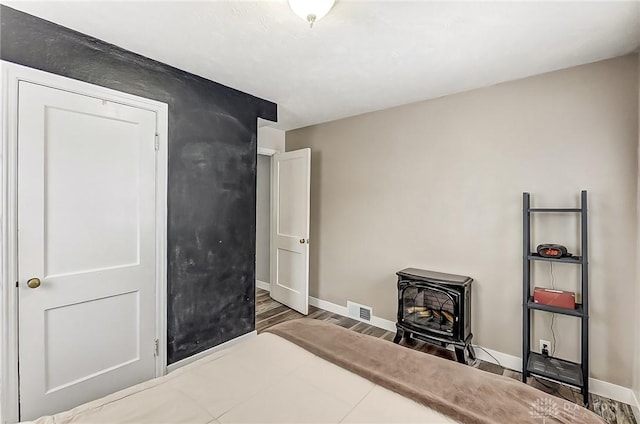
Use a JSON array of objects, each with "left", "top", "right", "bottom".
[
  {"left": 527, "top": 253, "right": 583, "bottom": 264},
  {"left": 528, "top": 208, "right": 582, "bottom": 213},
  {"left": 527, "top": 352, "right": 584, "bottom": 388},
  {"left": 523, "top": 190, "right": 589, "bottom": 406},
  {"left": 527, "top": 297, "right": 583, "bottom": 317}
]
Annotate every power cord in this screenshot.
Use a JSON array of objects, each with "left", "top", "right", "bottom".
[
  {"left": 549, "top": 262, "right": 558, "bottom": 356},
  {"left": 472, "top": 345, "right": 502, "bottom": 367},
  {"left": 531, "top": 376, "right": 577, "bottom": 403}
]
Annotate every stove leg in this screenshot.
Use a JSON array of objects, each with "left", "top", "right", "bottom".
[
  {"left": 454, "top": 347, "right": 466, "bottom": 364},
  {"left": 403, "top": 332, "right": 416, "bottom": 345},
  {"left": 393, "top": 329, "right": 403, "bottom": 344},
  {"left": 466, "top": 345, "right": 476, "bottom": 361}
]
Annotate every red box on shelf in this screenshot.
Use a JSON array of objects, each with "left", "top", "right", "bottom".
[{"left": 533, "top": 287, "right": 576, "bottom": 310}]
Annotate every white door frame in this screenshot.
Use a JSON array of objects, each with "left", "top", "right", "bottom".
[
  {"left": 257, "top": 146, "right": 278, "bottom": 157},
  {"left": 0, "top": 61, "right": 169, "bottom": 424}
]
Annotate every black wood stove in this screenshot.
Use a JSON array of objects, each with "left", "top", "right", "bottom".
[{"left": 394, "top": 268, "right": 475, "bottom": 364}]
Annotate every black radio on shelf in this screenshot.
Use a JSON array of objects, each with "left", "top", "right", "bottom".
[{"left": 536, "top": 243, "right": 570, "bottom": 258}]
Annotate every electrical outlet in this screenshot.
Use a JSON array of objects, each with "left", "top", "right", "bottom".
[{"left": 540, "top": 339, "right": 551, "bottom": 355}]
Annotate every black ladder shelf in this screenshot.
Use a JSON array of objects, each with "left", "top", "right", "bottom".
[{"left": 522, "top": 191, "right": 589, "bottom": 406}]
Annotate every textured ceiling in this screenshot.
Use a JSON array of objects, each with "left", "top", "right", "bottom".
[{"left": 4, "top": 1, "right": 640, "bottom": 130}]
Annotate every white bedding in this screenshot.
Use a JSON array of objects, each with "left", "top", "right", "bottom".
[{"left": 27, "top": 333, "right": 456, "bottom": 423}]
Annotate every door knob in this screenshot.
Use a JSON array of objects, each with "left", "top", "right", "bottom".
[
  {"left": 27, "top": 278, "right": 41, "bottom": 289},
  {"left": 299, "top": 239, "right": 305, "bottom": 244}
]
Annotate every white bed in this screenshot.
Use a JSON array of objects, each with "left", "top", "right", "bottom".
[
  {"left": 27, "top": 318, "right": 605, "bottom": 424},
  {"left": 28, "top": 332, "right": 456, "bottom": 424}
]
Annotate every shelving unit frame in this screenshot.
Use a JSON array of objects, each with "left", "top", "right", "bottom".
[{"left": 522, "top": 190, "right": 589, "bottom": 406}]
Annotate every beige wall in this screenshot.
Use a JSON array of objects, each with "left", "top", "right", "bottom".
[{"left": 287, "top": 55, "right": 639, "bottom": 387}]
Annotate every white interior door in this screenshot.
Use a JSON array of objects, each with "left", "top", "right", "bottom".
[
  {"left": 270, "top": 148, "right": 311, "bottom": 314},
  {"left": 17, "top": 81, "right": 158, "bottom": 421}
]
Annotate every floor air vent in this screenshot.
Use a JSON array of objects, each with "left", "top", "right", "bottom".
[{"left": 347, "top": 301, "right": 372, "bottom": 322}]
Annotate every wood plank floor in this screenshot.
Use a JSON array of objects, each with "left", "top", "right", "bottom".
[{"left": 256, "top": 288, "right": 637, "bottom": 424}]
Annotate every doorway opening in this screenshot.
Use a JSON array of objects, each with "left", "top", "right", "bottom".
[
  {"left": 254, "top": 145, "right": 310, "bottom": 317},
  {"left": 256, "top": 152, "right": 272, "bottom": 292}
]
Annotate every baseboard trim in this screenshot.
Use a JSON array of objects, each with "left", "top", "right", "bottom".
[
  {"left": 309, "top": 295, "right": 636, "bottom": 406},
  {"left": 309, "top": 296, "right": 398, "bottom": 332},
  {"left": 467, "top": 346, "right": 523, "bottom": 372},
  {"left": 631, "top": 390, "right": 640, "bottom": 422},
  {"left": 588, "top": 379, "right": 636, "bottom": 406},
  {"left": 166, "top": 330, "right": 257, "bottom": 373},
  {"left": 256, "top": 280, "right": 271, "bottom": 292}
]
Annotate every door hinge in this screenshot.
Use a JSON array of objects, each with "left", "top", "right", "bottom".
[
  {"left": 154, "top": 134, "right": 159, "bottom": 151},
  {"left": 154, "top": 339, "right": 159, "bottom": 357}
]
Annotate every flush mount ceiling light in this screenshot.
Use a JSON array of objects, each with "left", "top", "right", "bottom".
[{"left": 288, "top": 0, "right": 336, "bottom": 28}]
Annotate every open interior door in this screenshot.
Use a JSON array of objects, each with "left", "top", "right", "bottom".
[{"left": 270, "top": 148, "right": 311, "bottom": 314}]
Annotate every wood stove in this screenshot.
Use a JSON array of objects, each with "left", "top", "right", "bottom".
[{"left": 394, "top": 268, "right": 475, "bottom": 364}]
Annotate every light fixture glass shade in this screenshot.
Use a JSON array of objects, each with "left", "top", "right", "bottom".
[{"left": 288, "top": 0, "right": 336, "bottom": 27}]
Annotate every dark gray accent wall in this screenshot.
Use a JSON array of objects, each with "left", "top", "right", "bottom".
[{"left": 0, "top": 5, "right": 277, "bottom": 364}]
